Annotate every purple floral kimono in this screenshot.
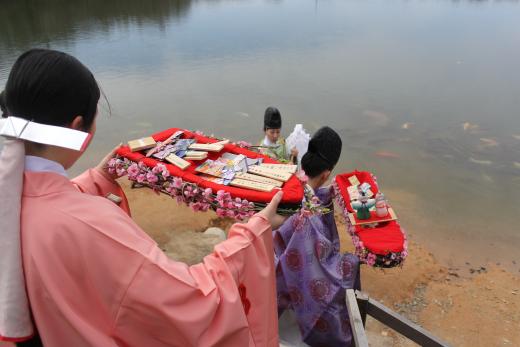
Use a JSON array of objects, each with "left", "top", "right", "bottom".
[{"left": 273, "top": 186, "right": 361, "bottom": 347}]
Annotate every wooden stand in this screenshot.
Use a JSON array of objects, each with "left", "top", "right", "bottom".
[{"left": 348, "top": 208, "right": 397, "bottom": 226}]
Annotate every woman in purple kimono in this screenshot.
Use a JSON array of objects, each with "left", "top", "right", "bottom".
[{"left": 273, "top": 127, "right": 361, "bottom": 347}]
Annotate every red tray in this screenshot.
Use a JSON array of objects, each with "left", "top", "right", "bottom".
[
  {"left": 334, "top": 171, "right": 407, "bottom": 267},
  {"left": 116, "top": 128, "right": 304, "bottom": 206}
]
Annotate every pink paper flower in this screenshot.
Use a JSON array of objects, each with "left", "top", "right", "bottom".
[
  {"left": 203, "top": 188, "right": 213, "bottom": 199},
  {"left": 235, "top": 141, "right": 252, "bottom": 148},
  {"left": 107, "top": 158, "right": 117, "bottom": 167},
  {"left": 165, "top": 184, "right": 174, "bottom": 194},
  {"left": 136, "top": 174, "right": 146, "bottom": 183},
  {"left": 296, "top": 170, "right": 309, "bottom": 184},
  {"left": 146, "top": 172, "right": 158, "bottom": 184},
  {"left": 127, "top": 163, "right": 139, "bottom": 179},
  {"left": 116, "top": 166, "right": 127, "bottom": 176},
  {"left": 226, "top": 210, "right": 236, "bottom": 218},
  {"left": 172, "top": 177, "right": 183, "bottom": 189},
  {"left": 190, "top": 202, "right": 202, "bottom": 212},
  {"left": 366, "top": 253, "right": 377, "bottom": 266}
]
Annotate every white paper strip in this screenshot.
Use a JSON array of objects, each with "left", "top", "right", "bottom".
[{"left": 0, "top": 117, "right": 90, "bottom": 151}]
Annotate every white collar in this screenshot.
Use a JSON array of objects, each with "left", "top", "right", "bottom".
[
  {"left": 24, "top": 155, "right": 68, "bottom": 177},
  {"left": 263, "top": 136, "right": 278, "bottom": 147}
]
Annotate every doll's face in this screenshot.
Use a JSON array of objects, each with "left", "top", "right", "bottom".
[{"left": 265, "top": 128, "right": 281, "bottom": 143}]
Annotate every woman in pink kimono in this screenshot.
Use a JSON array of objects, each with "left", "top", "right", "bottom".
[{"left": 0, "top": 49, "right": 283, "bottom": 347}]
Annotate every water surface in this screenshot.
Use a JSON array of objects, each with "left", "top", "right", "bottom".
[{"left": 1, "top": 0, "right": 519, "bottom": 271}]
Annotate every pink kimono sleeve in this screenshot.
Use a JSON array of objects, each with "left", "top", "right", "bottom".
[
  {"left": 71, "top": 168, "right": 131, "bottom": 215},
  {"left": 113, "top": 215, "right": 278, "bottom": 347}
]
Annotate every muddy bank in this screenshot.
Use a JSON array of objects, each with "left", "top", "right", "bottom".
[{"left": 124, "top": 179, "right": 520, "bottom": 346}]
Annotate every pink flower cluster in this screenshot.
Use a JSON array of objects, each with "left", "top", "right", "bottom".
[
  {"left": 291, "top": 170, "right": 332, "bottom": 229},
  {"left": 215, "top": 190, "right": 255, "bottom": 219},
  {"left": 107, "top": 156, "right": 256, "bottom": 221}
]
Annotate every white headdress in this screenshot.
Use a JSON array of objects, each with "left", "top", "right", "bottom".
[{"left": 0, "top": 116, "right": 89, "bottom": 341}]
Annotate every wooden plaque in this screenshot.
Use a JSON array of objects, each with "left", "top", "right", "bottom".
[
  {"left": 165, "top": 154, "right": 191, "bottom": 170},
  {"left": 259, "top": 163, "right": 297, "bottom": 173},
  {"left": 189, "top": 143, "right": 224, "bottom": 152},
  {"left": 128, "top": 137, "right": 157, "bottom": 152},
  {"left": 235, "top": 172, "right": 283, "bottom": 187},
  {"left": 247, "top": 165, "right": 292, "bottom": 182},
  {"left": 230, "top": 178, "right": 276, "bottom": 192}
]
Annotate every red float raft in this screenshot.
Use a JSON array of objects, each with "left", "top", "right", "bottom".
[
  {"left": 114, "top": 128, "right": 304, "bottom": 216},
  {"left": 334, "top": 170, "right": 408, "bottom": 268}
]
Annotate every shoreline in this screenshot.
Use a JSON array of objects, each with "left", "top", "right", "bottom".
[{"left": 123, "top": 179, "right": 520, "bottom": 346}]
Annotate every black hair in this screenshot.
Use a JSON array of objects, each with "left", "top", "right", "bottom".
[
  {"left": 263, "top": 106, "right": 282, "bottom": 131},
  {"left": 4, "top": 49, "right": 101, "bottom": 131},
  {"left": 0, "top": 91, "right": 7, "bottom": 118},
  {"left": 301, "top": 126, "right": 342, "bottom": 178}
]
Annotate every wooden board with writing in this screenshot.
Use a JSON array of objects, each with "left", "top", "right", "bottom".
[
  {"left": 248, "top": 165, "right": 292, "bottom": 182},
  {"left": 189, "top": 143, "right": 224, "bottom": 152},
  {"left": 184, "top": 156, "right": 207, "bottom": 161},
  {"left": 235, "top": 172, "right": 283, "bottom": 187},
  {"left": 201, "top": 174, "right": 276, "bottom": 192},
  {"left": 165, "top": 154, "right": 191, "bottom": 170},
  {"left": 348, "top": 175, "right": 361, "bottom": 186},
  {"left": 185, "top": 151, "right": 208, "bottom": 157},
  {"left": 229, "top": 178, "right": 276, "bottom": 192},
  {"left": 259, "top": 163, "right": 297, "bottom": 173},
  {"left": 184, "top": 151, "right": 208, "bottom": 161},
  {"left": 128, "top": 137, "right": 156, "bottom": 152}
]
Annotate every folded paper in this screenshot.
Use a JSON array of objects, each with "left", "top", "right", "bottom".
[{"left": 0, "top": 116, "right": 90, "bottom": 151}]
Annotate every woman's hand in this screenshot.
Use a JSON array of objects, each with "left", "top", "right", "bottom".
[
  {"left": 257, "top": 191, "right": 287, "bottom": 229},
  {"left": 95, "top": 143, "right": 122, "bottom": 181}
]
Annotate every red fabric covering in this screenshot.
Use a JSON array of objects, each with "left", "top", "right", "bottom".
[
  {"left": 335, "top": 171, "right": 404, "bottom": 255},
  {"left": 355, "top": 222, "right": 404, "bottom": 255},
  {"left": 335, "top": 170, "right": 378, "bottom": 213},
  {"left": 116, "top": 128, "right": 304, "bottom": 205}
]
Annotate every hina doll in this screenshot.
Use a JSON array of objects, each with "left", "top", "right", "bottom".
[
  {"left": 0, "top": 49, "right": 283, "bottom": 347},
  {"left": 259, "top": 107, "right": 298, "bottom": 164},
  {"left": 273, "top": 127, "right": 361, "bottom": 347}
]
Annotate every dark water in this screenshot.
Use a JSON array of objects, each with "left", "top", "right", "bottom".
[{"left": 1, "top": 0, "right": 519, "bottom": 271}]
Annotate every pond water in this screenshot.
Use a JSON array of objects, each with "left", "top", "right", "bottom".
[{"left": 1, "top": 0, "right": 519, "bottom": 271}]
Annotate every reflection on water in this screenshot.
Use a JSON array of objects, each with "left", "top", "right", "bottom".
[{"left": 0, "top": 0, "right": 519, "bottom": 271}]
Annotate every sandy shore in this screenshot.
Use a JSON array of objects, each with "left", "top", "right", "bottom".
[
  {"left": 2, "top": 179, "right": 517, "bottom": 347},
  {"left": 124, "top": 179, "right": 520, "bottom": 346}
]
